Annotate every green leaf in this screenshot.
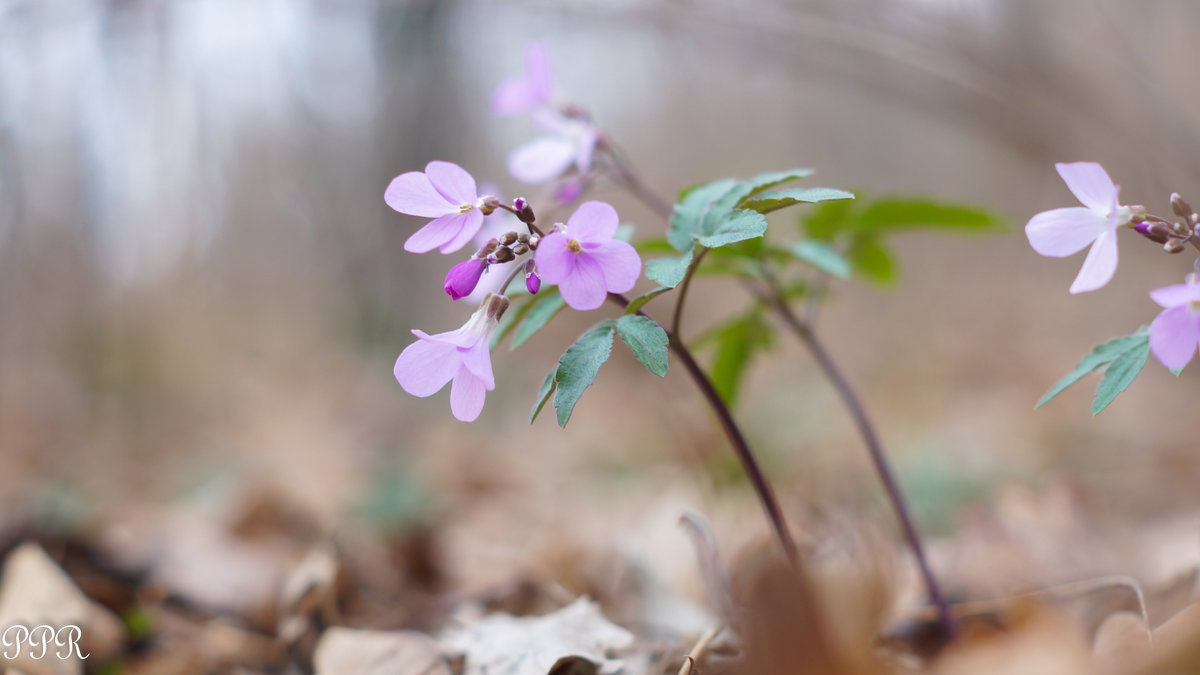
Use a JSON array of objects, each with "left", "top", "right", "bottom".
[
  {"left": 800, "top": 198, "right": 857, "bottom": 241},
  {"left": 741, "top": 187, "right": 854, "bottom": 214},
  {"left": 625, "top": 287, "right": 672, "bottom": 315},
  {"left": 530, "top": 368, "right": 557, "bottom": 424},
  {"left": 511, "top": 290, "right": 567, "bottom": 349},
  {"left": 858, "top": 199, "right": 1005, "bottom": 233},
  {"left": 735, "top": 168, "right": 815, "bottom": 202},
  {"left": 552, "top": 321, "right": 617, "bottom": 427},
  {"left": 1036, "top": 326, "right": 1150, "bottom": 408},
  {"left": 645, "top": 248, "right": 695, "bottom": 288},
  {"left": 789, "top": 240, "right": 851, "bottom": 279},
  {"left": 1092, "top": 338, "right": 1150, "bottom": 415},
  {"left": 635, "top": 237, "right": 677, "bottom": 255},
  {"left": 847, "top": 235, "right": 897, "bottom": 285},
  {"left": 616, "top": 315, "right": 669, "bottom": 377},
  {"left": 695, "top": 210, "right": 768, "bottom": 248},
  {"left": 694, "top": 311, "right": 773, "bottom": 407},
  {"left": 669, "top": 179, "right": 738, "bottom": 251}
]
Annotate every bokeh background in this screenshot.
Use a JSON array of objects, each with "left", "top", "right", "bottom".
[{"left": 2, "top": 0, "right": 1200, "bottom": 642}]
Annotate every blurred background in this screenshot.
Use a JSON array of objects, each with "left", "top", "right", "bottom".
[{"left": 2, "top": 0, "right": 1200, "bottom": 644}]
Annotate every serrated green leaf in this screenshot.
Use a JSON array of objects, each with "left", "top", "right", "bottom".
[
  {"left": 847, "top": 235, "right": 897, "bottom": 284},
  {"left": 790, "top": 240, "right": 851, "bottom": 279},
  {"left": 616, "top": 315, "right": 669, "bottom": 377},
  {"left": 645, "top": 248, "right": 695, "bottom": 288},
  {"left": 858, "top": 199, "right": 1005, "bottom": 232},
  {"left": 511, "top": 290, "right": 567, "bottom": 349},
  {"left": 695, "top": 210, "right": 768, "bottom": 248},
  {"left": 1092, "top": 337, "right": 1149, "bottom": 415},
  {"left": 625, "top": 287, "right": 672, "bottom": 314},
  {"left": 801, "top": 198, "right": 856, "bottom": 241},
  {"left": 669, "top": 179, "right": 738, "bottom": 251},
  {"left": 735, "top": 168, "right": 815, "bottom": 201},
  {"left": 742, "top": 187, "right": 855, "bottom": 214},
  {"left": 530, "top": 368, "right": 557, "bottom": 423},
  {"left": 1036, "top": 326, "right": 1149, "bottom": 408},
  {"left": 552, "top": 321, "right": 617, "bottom": 427}
]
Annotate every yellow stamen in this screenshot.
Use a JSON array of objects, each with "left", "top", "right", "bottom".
[
  {"left": 567, "top": 239, "right": 583, "bottom": 253},
  {"left": 458, "top": 204, "right": 475, "bottom": 214}
]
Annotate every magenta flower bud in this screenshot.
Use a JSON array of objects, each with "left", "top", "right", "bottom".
[
  {"left": 524, "top": 260, "right": 541, "bottom": 295},
  {"left": 444, "top": 258, "right": 488, "bottom": 300},
  {"left": 513, "top": 197, "right": 528, "bottom": 212},
  {"left": 1135, "top": 222, "right": 1170, "bottom": 244}
]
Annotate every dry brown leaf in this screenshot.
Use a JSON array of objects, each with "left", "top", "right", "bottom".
[
  {"left": 1091, "top": 610, "right": 1151, "bottom": 667},
  {"left": 440, "top": 597, "right": 634, "bottom": 675},
  {"left": 314, "top": 627, "right": 450, "bottom": 675},
  {"left": 0, "top": 543, "right": 124, "bottom": 675}
]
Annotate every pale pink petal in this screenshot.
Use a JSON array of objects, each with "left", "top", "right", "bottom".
[
  {"left": 525, "top": 42, "right": 552, "bottom": 102},
  {"left": 459, "top": 341, "right": 495, "bottom": 389},
  {"left": 531, "top": 108, "right": 574, "bottom": 135},
  {"left": 491, "top": 43, "right": 552, "bottom": 115},
  {"left": 1149, "top": 305, "right": 1200, "bottom": 371},
  {"left": 589, "top": 240, "right": 641, "bottom": 293},
  {"left": 559, "top": 253, "right": 608, "bottom": 310},
  {"left": 566, "top": 201, "right": 619, "bottom": 242},
  {"left": 1026, "top": 207, "right": 1104, "bottom": 257},
  {"left": 532, "top": 232, "right": 573, "bottom": 283},
  {"left": 508, "top": 135, "right": 576, "bottom": 184},
  {"left": 425, "top": 161, "right": 477, "bottom": 205},
  {"left": 404, "top": 213, "right": 468, "bottom": 253},
  {"left": 575, "top": 125, "right": 598, "bottom": 173},
  {"left": 394, "top": 333, "right": 460, "bottom": 396},
  {"left": 449, "top": 367, "right": 488, "bottom": 422},
  {"left": 438, "top": 210, "right": 485, "bottom": 254},
  {"left": 1149, "top": 283, "right": 1200, "bottom": 308},
  {"left": 385, "top": 171, "right": 455, "bottom": 217},
  {"left": 1069, "top": 229, "right": 1118, "bottom": 294},
  {"left": 1056, "top": 162, "right": 1118, "bottom": 212}
]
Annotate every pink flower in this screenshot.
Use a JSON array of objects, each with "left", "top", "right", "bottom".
[
  {"left": 507, "top": 110, "right": 597, "bottom": 185},
  {"left": 1025, "top": 162, "right": 1136, "bottom": 294},
  {"left": 385, "top": 161, "right": 488, "bottom": 254},
  {"left": 1148, "top": 273, "right": 1200, "bottom": 372},
  {"left": 492, "top": 43, "right": 552, "bottom": 116},
  {"left": 394, "top": 294, "right": 509, "bottom": 422},
  {"left": 535, "top": 201, "right": 640, "bottom": 310}
]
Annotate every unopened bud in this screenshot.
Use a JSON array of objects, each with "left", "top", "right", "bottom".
[
  {"left": 524, "top": 260, "right": 540, "bottom": 295},
  {"left": 1135, "top": 222, "right": 1170, "bottom": 244},
  {"left": 477, "top": 239, "right": 499, "bottom": 257},
  {"left": 444, "top": 258, "right": 488, "bottom": 300},
  {"left": 490, "top": 246, "right": 516, "bottom": 263},
  {"left": 1164, "top": 239, "right": 1186, "bottom": 254},
  {"left": 511, "top": 243, "right": 529, "bottom": 255},
  {"left": 483, "top": 293, "right": 510, "bottom": 321},
  {"left": 513, "top": 197, "right": 536, "bottom": 224},
  {"left": 517, "top": 233, "right": 530, "bottom": 243},
  {"left": 528, "top": 234, "right": 540, "bottom": 249},
  {"left": 1171, "top": 193, "right": 1193, "bottom": 218},
  {"left": 479, "top": 194, "right": 501, "bottom": 215},
  {"left": 499, "top": 231, "right": 519, "bottom": 246},
  {"left": 1191, "top": 213, "right": 1199, "bottom": 226}
]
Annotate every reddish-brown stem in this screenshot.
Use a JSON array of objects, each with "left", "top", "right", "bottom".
[{"left": 609, "top": 293, "right": 799, "bottom": 564}]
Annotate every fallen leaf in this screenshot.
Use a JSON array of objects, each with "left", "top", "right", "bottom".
[{"left": 314, "top": 627, "right": 451, "bottom": 675}]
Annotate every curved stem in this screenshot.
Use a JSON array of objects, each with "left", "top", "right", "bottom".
[
  {"left": 609, "top": 292, "right": 799, "bottom": 563},
  {"left": 600, "top": 142, "right": 674, "bottom": 220},
  {"left": 757, "top": 278, "right": 958, "bottom": 643},
  {"left": 672, "top": 247, "right": 709, "bottom": 335}
]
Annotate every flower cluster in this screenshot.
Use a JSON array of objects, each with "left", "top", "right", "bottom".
[
  {"left": 1027, "top": 161, "right": 1200, "bottom": 373},
  {"left": 383, "top": 46, "right": 642, "bottom": 421}
]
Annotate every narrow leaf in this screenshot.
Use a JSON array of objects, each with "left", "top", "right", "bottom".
[
  {"left": 625, "top": 287, "right": 672, "bottom": 315},
  {"left": 616, "top": 315, "right": 669, "bottom": 377},
  {"left": 552, "top": 321, "right": 617, "bottom": 427},
  {"left": 1036, "top": 326, "right": 1150, "bottom": 408},
  {"left": 491, "top": 294, "right": 538, "bottom": 349},
  {"left": 644, "top": 248, "right": 695, "bottom": 288},
  {"left": 1092, "top": 337, "right": 1150, "bottom": 415},
  {"left": 790, "top": 240, "right": 851, "bottom": 279},
  {"left": 847, "top": 235, "right": 897, "bottom": 284},
  {"left": 742, "top": 187, "right": 854, "bottom": 214},
  {"left": 511, "top": 290, "right": 567, "bottom": 349},
  {"left": 530, "top": 368, "right": 557, "bottom": 423},
  {"left": 800, "top": 198, "right": 856, "bottom": 241},
  {"left": 858, "top": 198, "right": 1005, "bottom": 232}
]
